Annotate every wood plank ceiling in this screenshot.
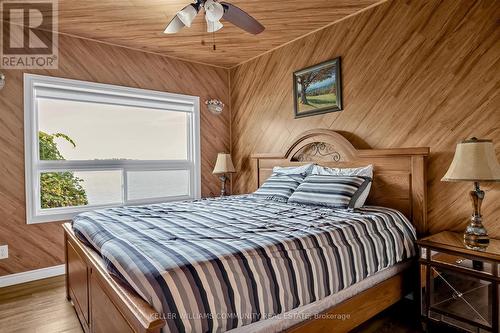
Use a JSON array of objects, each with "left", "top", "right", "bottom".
[{"left": 54, "top": 0, "right": 382, "bottom": 68}]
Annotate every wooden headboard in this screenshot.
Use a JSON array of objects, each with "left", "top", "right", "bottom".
[{"left": 251, "top": 129, "right": 430, "bottom": 236}]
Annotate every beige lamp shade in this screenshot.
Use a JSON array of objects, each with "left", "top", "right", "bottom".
[
  {"left": 213, "top": 153, "right": 235, "bottom": 174},
  {"left": 442, "top": 138, "right": 500, "bottom": 182}
]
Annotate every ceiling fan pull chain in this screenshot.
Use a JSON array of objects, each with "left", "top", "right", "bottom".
[{"left": 213, "top": 30, "right": 216, "bottom": 51}]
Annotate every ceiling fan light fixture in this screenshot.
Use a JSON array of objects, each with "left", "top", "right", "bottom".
[
  {"left": 204, "top": 0, "right": 224, "bottom": 22},
  {"left": 162, "top": 0, "right": 265, "bottom": 35},
  {"left": 164, "top": 15, "right": 185, "bottom": 34},
  {"left": 177, "top": 3, "right": 199, "bottom": 27},
  {"left": 206, "top": 17, "right": 223, "bottom": 33}
]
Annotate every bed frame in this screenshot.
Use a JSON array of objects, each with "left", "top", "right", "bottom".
[{"left": 64, "top": 129, "right": 429, "bottom": 333}]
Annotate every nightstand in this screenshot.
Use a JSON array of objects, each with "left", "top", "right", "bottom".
[{"left": 417, "top": 231, "right": 500, "bottom": 333}]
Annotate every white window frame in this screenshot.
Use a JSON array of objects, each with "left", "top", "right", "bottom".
[{"left": 24, "top": 74, "right": 201, "bottom": 224}]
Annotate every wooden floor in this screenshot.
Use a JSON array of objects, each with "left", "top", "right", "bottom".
[
  {"left": 0, "top": 276, "right": 458, "bottom": 333},
  {"left": 0, "top": 276, "right": 81, "bottom": 333}
]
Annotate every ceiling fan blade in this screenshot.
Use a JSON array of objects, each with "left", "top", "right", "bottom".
[{"left": 220, "top": 2, "right": 264, "bottom": 35}]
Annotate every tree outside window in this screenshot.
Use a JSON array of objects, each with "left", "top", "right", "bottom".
[{"left": 39, "top": 132, "right": 88, "bottom": 208}]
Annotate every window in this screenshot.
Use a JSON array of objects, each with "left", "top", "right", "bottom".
[{"left": 24, "top": 74, "right": 200, "bottom": 224}]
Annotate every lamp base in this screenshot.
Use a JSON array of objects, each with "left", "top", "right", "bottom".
[
  {"left": 219, "top": 174, "right": 227, "bottom": 197},
  {"left": 463, "top": 182, "right": 489, "bottom": 251},
  {"left": 463, "top": 217, "right": 489, "bottom": 251}
]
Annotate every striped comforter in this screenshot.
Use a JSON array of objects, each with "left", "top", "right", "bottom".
[{"left": 72, "top": 195, "right": 416, "bottom": 333}]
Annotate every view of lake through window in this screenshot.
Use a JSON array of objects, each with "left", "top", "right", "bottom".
[
  {"left": 38, "top": 99, "right": 190, "bottom": 208},
  {"left": 25, "top": 75, "right": 200, "bottom": 223}
]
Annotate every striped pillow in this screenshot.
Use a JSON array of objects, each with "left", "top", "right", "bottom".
[
  {"left": 253, "top": 173, "right": 306, "bottom": 202},
  {"left": 287, "top": 175, "right": 372, "bottom": 209},
  {"left": 311, "top": 164, "right": 373, "bottom": 208}
]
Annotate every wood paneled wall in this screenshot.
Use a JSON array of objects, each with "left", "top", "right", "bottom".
[
  {"left": 0, "top": 35, "right": 230, "bottom": 276},
  {"left": 230, "top": 0, "right": 500, "bottom": 237}
]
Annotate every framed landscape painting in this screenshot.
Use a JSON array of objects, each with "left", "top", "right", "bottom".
[{"left": 293, "top": 57, "right": 342, "bottom": 118}]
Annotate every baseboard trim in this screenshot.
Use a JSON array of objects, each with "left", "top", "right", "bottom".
[{"left": 0, "top": 264, "right": 65, "bottom": 288}]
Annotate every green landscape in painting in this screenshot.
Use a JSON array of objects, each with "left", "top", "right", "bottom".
[
  {"left": 295, "top": 62, "right": 339, "bottom": 114},
  {"left": 297, "top": 93, "right": 337, "bottom": 112}
]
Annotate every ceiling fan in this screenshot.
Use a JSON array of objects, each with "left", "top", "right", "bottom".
[{"left": 164, "top": 0, "right": 265, "bottom": 35}]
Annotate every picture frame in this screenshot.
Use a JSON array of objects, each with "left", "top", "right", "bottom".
[{"left": 293, "top": 57, "right": 342, "bottom": 118}]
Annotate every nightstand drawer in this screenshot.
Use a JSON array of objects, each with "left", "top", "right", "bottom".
[{"left": 426, "top": 251, "right": 499, "bottom": 277}]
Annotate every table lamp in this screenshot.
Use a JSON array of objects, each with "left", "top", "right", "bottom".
[
  {"left": 442, "top": 138, "right": 500, "bottom": 251},
  {"left": 213, "top": 153, "right": 235, "bottom": 196}
]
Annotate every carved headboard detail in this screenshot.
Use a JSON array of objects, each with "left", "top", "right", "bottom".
[
  {"left": 292, "top": 142, "right": 342, "bottom": 162},
  {"left": 252, "top": 129, "right": 430, "bottom": 236}
]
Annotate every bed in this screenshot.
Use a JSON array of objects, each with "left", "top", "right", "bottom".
[{"left": 64, "top": 129, "right": 429, "bottom": 333}]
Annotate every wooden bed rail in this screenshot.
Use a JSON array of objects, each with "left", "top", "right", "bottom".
[{"left": 64, "top": 223, "right": 165, "bottom": 333}]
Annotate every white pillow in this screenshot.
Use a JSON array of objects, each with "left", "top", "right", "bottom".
[
  {"left": 273, "top": 163, "right": 314, "bottom": 175},
  {"left": 311, "top": 164, "right": 373, "bottom": 208}
]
